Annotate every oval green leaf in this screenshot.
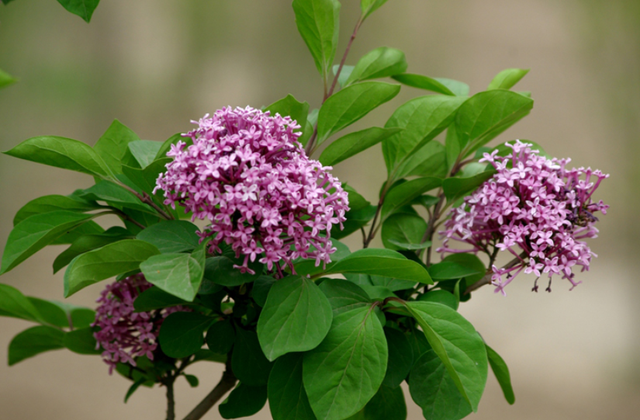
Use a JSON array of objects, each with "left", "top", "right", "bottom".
[
  {"left": 4, "top": 136, "right": 111, "bottom": 177},
  {"left": 319, "top": 127, "right": 401, "bottom": 167},
  {"left": 63, "top": 239, "right": 160, "bottom": 297},
  {"left": 257, "top": 276, "right": 333, "bottom": 361},
  {"left": 325, "top": 249, "right": 432, "bottom": 285},
  {"left": 317, "top": 82, "right": 401, "bottom": 144},
  {"left": 1, "top": 211, "right": 96, "bottom": 275},
  {"left": 405, "top": 301, "right": 488, "bottom": 411},
  {"left": 346, "top": 47, "right": 408, "bottom": 85},
  {"left": 303, "top": 305, "right": 388, "bottom": 420}
]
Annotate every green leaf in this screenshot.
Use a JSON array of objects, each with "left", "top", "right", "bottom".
[
  {"left": 56, "top": 0, "right": 100, "bottom": 23},
  {"left": 122, "top": 158, "right": 174, "bottom": 211},
  {"left": 133, "top": 286, "right": 188, "bottom": 312},
  {"left": 64, "top": 327, "right": 101, "bottom": 355},
  {"left": 63, "top": 239, "right": 160, "bottom": 297},
  {"left": 332, "top": 64, "right": 355, "bottom": 89},
  {"left": 369, "top": 275, "right": 416, "bottom": 292},
  {"left": 408, "top": 349, "right": 472, "bottom": 420},
  {"left": 397, "top": 140, "right": 447, "bottom": 179},
  {"left": 303, "top": 305, "right": 388, "bottom": 420},
  {"left": 0, "top": 284, "right": 43, "bottom": 323},
  {"left": 27, "top": 297, "right": 69, "bottom": 327},
  {"left": 268, "top": 353, "right": 317, "bottom": 420},
  {"left": 428, "top": 255, "right": 485, "bottom": 281},
  {"left": 51, "top": 220, "right": 105, "bottom": 245},
  {"left": 325, "top": 249, "right": 432, "bottom": 284},
  {"left": 183, "top": 374, "right": 199, "bottom": 387},
  {"left": 292, "top": 0, "right": 341, "bottom": 76},
  {"left": 436, "top": 78, "right": 470, "bottom": 97},
  {"left": 28, "top": 299, "right": 95, "bottom": 328},
  {"left": 266, "top": 94, "right": 310, "bottom": 131},
  {"left": 257, "top": 276, "right": 333, "bottom": 361},
  {"left": 127, "top": 140, "right": 163, "bottom": 169},
  {"left": 391, "top": 74, "right": 470, "bottom": 97},
  {"left": 317, "top": 82, "right": 401, "bottom": 144},
  {"left": 381, "top": 213, "right": 428, "bottom": 251},
  {"left": 488, "top": 68, "right": 529, "bottom": 91},
  {"left": 486, "top": 345, "right": 515, "bottom": 404},
  {"left": 206, "top": 319, "right": 235, "bottom": 355},
  {"left": 203, "top": 256, "right": 261, "bottom": 287},
  {"left": 251, "top": 276, "right": 277, "bottom": 307},
  {"left": 232, "top": 328, "right": 273, "bottom": 386},
  {"left": 53, "top": 227, "right": 133, "bottom": 273},
  {"left": 136, "top": 220, "right": 200, "bottom": 254},
  {"left": 318, "top": 278, "right": 371, "bottom": 314},
  {"left": 80, "top": 181, "right": 155, "bottom": 214},
  {"left": 454, "top": 90, "right": 534, "bottom": 157},
  {"left": 158, "top": 312, "right": 213, "bottom": 358},
  {"left": 1, "top": 211, "right": 96, "bottom": 275},
  {"left": 380, "top": 177, "right": 441, "bottom": 222},
  {"left": 418, "top": 290, "right": 459, "bottom": 311},
  {"left": 93, "top": 119, "right": 140, "bottom": 174},
  {"left": 0, "top": 68, "right": 17, "bottom": 89},
  {"left": 319, "top": 127, "right": 400, "bottom": 167},
  {"left": 391, "top": 74, "right": 455, "bottom": 96},
  {"left": 405, "top": 302, "right": 488, "bottom": 411},
  {"left": 363, "top": 385, "right": 407, "bottom": 420},
  {"left": 4, "top": 136, "right": 111, "bottom": 177},
  {"left": 383, "top": 95, "right": 467, "bottom": 175},
  {"left": 8, "top": 326, "right": 64, "bottom": 365},
  {"left": 13, "top": 194, "right": 99, "bottom": 226},
  {"left": 442, "top": 169, "right": 495, "bottom": 202},
  {"left": 139, "top": 242, "right": 206, "bottom": 301},
  {"left": 219, "top": 383, "right": 268, "bottom": 419},
  {"left": 346, "top": 47, "right": 408, "bottom": 86},
  {"left": 124, "top": 378, "right": 147, "bottom": 403},
  {"left": 360, "top": 0, "right": 389, "bottom": 18},
  {"left": 382, "top": 327, "right": 414, "bottom": 388}
]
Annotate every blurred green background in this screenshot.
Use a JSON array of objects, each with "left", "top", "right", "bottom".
[{"left": 0, "top": 1, "right": 638, "bottom": 419}]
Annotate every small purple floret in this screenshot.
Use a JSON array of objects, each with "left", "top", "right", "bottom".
[
  {"left": 155, "top": 106, "right": 349, "bottom": 276},
  {"left": 92, "top": 274, "right": 186, "bottom": 373},
  {"left": 438, "top": 140, "right": 608, "bottom": 295}
]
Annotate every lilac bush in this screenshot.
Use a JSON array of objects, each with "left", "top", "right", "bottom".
[{"left": 0, "top": 1, "right": 611, "bottom": 420}]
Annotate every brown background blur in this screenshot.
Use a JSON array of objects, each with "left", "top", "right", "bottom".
[{"left": 0, "top": 1, "right": 638, "bottom": 419}]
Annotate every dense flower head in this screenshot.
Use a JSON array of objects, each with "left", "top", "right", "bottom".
[
  {"left": 93, "top": 274, "right": 186, "bottom": 373},
  {"left": 438, "top": 140, "right": 608, "bottom": 295},
  {"left": 155, "top": 106, "right": 349, "bottom": 275}
]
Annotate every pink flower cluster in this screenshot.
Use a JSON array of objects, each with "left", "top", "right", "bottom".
[
  {"left": 93, "top": 274, "right": 185, "bottom": 373},
  {"left": 439, "top": 140, "right": 608, "bottom": 295},
  {"left": 155, "top": 106, "right": 349, "bottom": 275}
]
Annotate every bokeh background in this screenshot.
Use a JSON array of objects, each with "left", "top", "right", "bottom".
[{"left": 0, "top": 0, "right": 638, "bottom": 419}]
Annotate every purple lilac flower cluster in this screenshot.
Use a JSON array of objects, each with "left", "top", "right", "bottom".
[
  {"left": 438, "top": 140, "right": 608, "bottom": 295},
  {"left": 93, "top": 274, "right": 185, "bottom": 373},
  {"left": 155, "top": 106, "right": 349, "bottom": 275}
]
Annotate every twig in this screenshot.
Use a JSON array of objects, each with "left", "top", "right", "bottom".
[
  {"left": 326, "top": 18, "right": 363, "bottom": 100},
  {"left": 182, "top": 361, "right": 237, "bottom": 420},
  {"left": 166, "top": 379, "right": 176, "bottom": 420},
  {"left": 305, "top": 16, "right": 364, "bottom": 156}
]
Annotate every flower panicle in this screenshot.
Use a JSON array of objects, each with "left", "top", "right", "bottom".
[
  {"left": 92, "top": 274, "right": 187, "bottom": 373},
  {"left": 155, "top": 106, "right": 350, "bottom": 276},
  {"left": 438, "top": 140, "right": 608, "bottom": 295}
]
